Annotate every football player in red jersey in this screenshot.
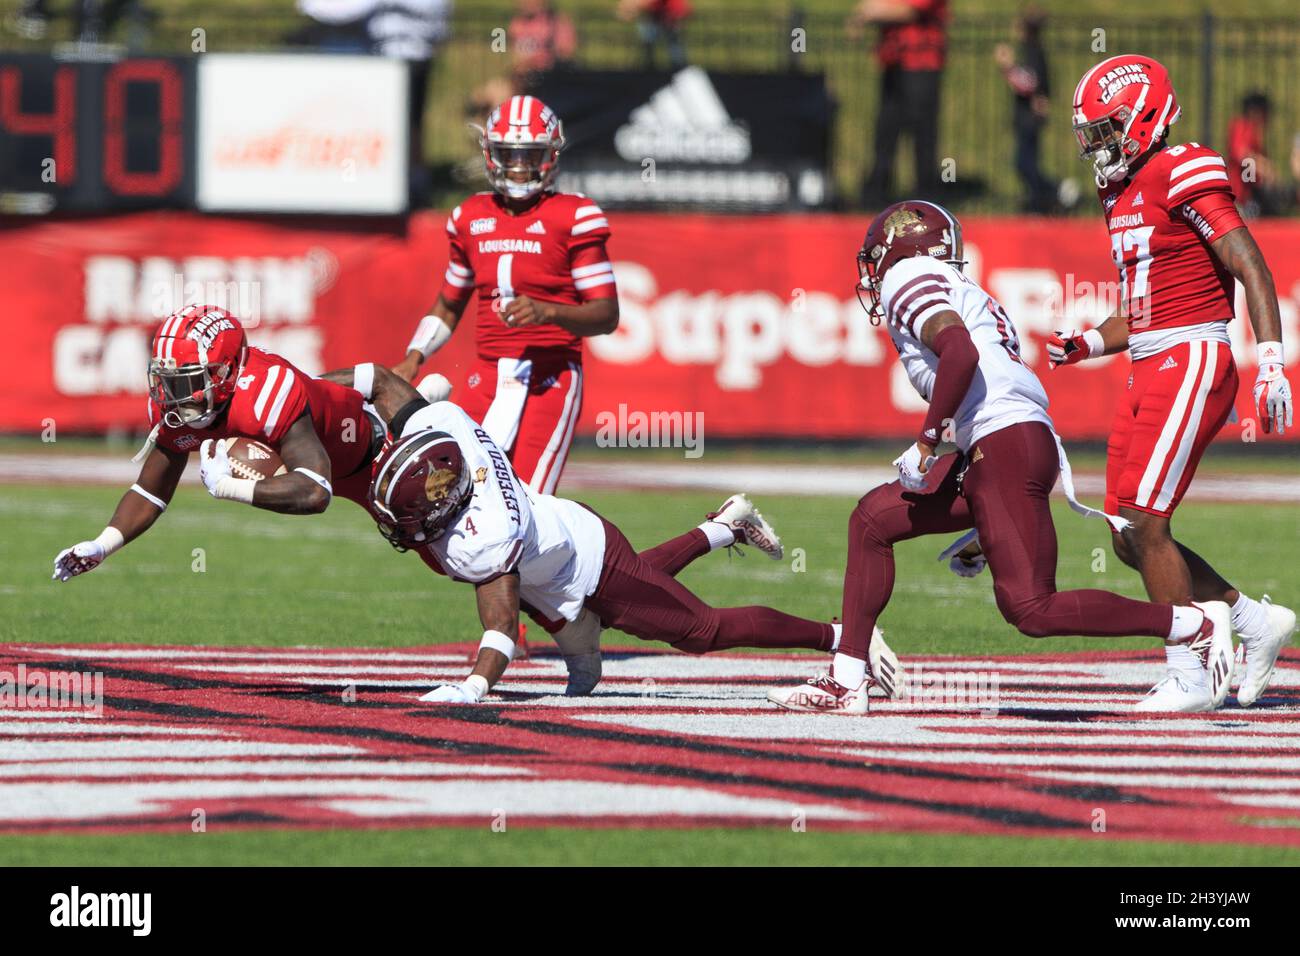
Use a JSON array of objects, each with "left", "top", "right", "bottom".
[
  {"left": 1046, "top": 55, "right": 1296, "bottom": 710},
  {"left": 51, "top": 304, "right": 388, "bottom": 583},
  {"left": 393, "top": 94, "right": 618, "bottom": 495}
]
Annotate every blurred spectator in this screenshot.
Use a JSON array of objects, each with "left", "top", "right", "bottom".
[
  {"left": 618, "top": 0, "right": 691, "bottom": 71},
  {"left": 1227, "top": 92, "right": 1279, "bottom": 217},
  {"left": 994, "top": 6, "right": 1057, "bottom": 213},
  {"left": 9, "top": 0, "right": 148, "bottom": 43},
  {"left": 511, "top": 0, "right": 577, "bottom": 88},
  {"left": 849, "top": 0, "right": 949, "bottom": 205}
]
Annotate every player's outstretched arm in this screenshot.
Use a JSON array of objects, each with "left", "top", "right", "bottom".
[
  {"left": 394, "top": 295, "right": 466, "bottom": 382},
  {"left": 501, "top": 295, "right": 618, "bottom": 336},
  {"left": 198, "top": 412, "right": 333, "bottom": 515},
  {"left": 321, "top": 362, "right": 425, "bottom": 430},
  {"left": 423, "top": 572, "right": 522, "bottom": 704},
  {"left": 1047, "top": 312, "right": 1129, "bottom": 367},
  {"left": 52, "top": 445, "right": 186, "bottom": 582},
  {"left": 1211, "top": 227, "right": 1293, "bottom": 434}
]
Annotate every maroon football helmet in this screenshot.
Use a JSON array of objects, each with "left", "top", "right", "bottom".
[
  {"left": 369, "top": 430, "right": 474, "bottom": 551},
  {"left": 856, "top": 200, "right": 965, "bottom": 323}
]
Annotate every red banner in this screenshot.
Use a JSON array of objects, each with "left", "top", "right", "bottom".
[{"left": 2, "top": 210, "right": 1298, "bottom": 440}]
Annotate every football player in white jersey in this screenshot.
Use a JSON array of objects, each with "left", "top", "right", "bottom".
[
  {"left": 322, "top": 363, "right": 904, "bottom": 700},
  {"left": 768, "top": 200, "right": 1235, "bottom": 715}
]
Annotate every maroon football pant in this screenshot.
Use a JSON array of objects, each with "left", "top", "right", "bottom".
[
  {"left": 839, "top": 421, "right": 1175, "bottom": 662},
  {"left": 587, "top": 517, "right": 834, "bottom": 655}
]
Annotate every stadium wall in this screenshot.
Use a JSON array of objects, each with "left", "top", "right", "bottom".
[{"left": 3, "top": 211, "right": 1298, "bottom": 442}]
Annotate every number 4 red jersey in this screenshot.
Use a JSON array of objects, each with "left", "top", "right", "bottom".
[
  {"left": 149, "top": 347, "right": 373, "bottom": 479},
  {"left": 1097, "top": 142, "right": 1246, "bottom": 357},
  {"left": 439, "top": 190, "right": 617, "bottom": 361}
]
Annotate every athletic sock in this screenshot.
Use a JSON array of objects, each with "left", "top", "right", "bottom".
[
  {"left": 1231, "top": 592, "right": 1269, "bottom": 639},
  {"left": 698, "top": 520, "right": 738, "bottom": 551},
  {"left": 830, "top": 622, "right": 842, "bottom": 653},
  {"left": 1168, "top": 605, "right": 1205, "bottom": 642},
  {"left": 831, "top": 652, "right": 866, "bottom": 688}
]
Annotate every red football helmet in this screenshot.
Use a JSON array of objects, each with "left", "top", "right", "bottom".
[
  {"left": 369, "top": 430, "right": 474, "bottom": 551},
  {"left": 1072, "top": 54, "right": 1181, "bottom": 186},
  {"left": 148, "top": 304, "right": 248, "bottom": 428},
  {"left": 856, "top": 200, "right": 965, "bottom": 323},
  {"left": 475, "top": 94, "right": 565, "bottom": 201}
]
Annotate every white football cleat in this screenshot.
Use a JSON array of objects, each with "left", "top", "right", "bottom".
[
  {"left": 1134, "top": 601, "right": 1233, "bottom": 713},
  {"left": 1236, "top": 596, "right": 1296, "bottom": 708},
  {"left": 868, "top": 626, "right": 907, "bottom": 699},
  {"left": 768, "top": 674, "right": 869, "bottom": 714},
  {"left": 707, "top": 493, "right": 783, "bottom": 560}
]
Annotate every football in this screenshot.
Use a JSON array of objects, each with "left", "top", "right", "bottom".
[{"left": 221, "top": 437, "right": 286, "bottom": 481}]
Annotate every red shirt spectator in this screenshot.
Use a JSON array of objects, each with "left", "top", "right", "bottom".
[
  {"left": 876, "top": 0, "right": 948, "bottom": 71},
  {"left": 510, "top": 0, "right": 577, "bottom": 77},
  {"left": 1226, "top": 95, "right": 1271, "bottom": 206}
]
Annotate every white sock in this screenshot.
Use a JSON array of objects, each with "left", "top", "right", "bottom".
[
  {"left": 831, "top": 652, "right": 866, "bottom": 688},
  {"left": 1167, "top": 605, "right": 1205, "bottom": 642},
  {"left": 830, "top": 622, "right": 842, "bottom": 653},
  {"left": 698, "top": 521, "right": 738, "bottom": 551},
  {"left": 1231, "top": 592, "right": 1269, "bottom": 639},
  {"left": 1165, "top": 642, "right": 1203, "bottom": 679}
]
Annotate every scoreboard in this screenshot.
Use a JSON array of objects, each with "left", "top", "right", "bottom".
[
  {"left": 0, "top": 52, "right": 408, "bottom": 215},
  {"left": 0, "top": 54, "right": 196, "bottom": 212}
]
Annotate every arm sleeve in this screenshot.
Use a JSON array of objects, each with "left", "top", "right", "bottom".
[
  {"left": 569, "top": 239, "right": 617, "bottom": 301},
  {"left": 918, "top": 324, "right": 979, "bottom": 447},
  {"left": 1181, "top": 188, "right": 1246, "bottom": 244},
  {"left": 437, "top": 208, "right": 476, "bottom": 305}
]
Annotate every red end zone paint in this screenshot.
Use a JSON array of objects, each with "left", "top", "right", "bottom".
[{"left": 1, "top": 643, "right": 1298, "bottom": 844}]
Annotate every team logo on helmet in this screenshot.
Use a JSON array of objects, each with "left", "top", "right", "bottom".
[
  {"left": 475, "top": 95, "right": 565, "bottom": 202},
  {"left": 370, "top": 430, "right": 474, "bottom": 552},
  {"left": 148, "top": 304, "right": 248, "bottom": 430},
  {"left": 856, "top": 200, "right": 965, "bottom": 324},
  {"left": 1072, "top": 54, "right": 1180, "bottom": 187}
]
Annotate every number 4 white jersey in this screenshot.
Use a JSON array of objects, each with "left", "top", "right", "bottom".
[
  {"left": 399, "top": 401, "right": 607, "bottom": 622},
  {"left": 880, "top": 256, "right": 1052, "bottom": 451}
]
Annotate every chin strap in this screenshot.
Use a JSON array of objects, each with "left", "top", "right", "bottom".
[{"left": 131, "top": 422, "right": 162, "bottom": 463}]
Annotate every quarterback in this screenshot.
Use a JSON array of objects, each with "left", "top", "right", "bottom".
[
  {"left": 321, "top": 363, "right": 901, "bottom": 701},
  {"left": 768, "top": 200, "right": 1233, "bottom": 715},
  {"left": 1049, "top": 54, "right": 1295, "bottom": 710},
  {"left": 51, "top": 305, "right": 395, "bottom": 582},
  {"left": 393, "top": 94, "right": 618, "bottom": 495}
]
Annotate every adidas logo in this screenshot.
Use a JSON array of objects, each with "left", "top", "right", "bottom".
[
  {"left": 245, "top": 444, "right": 272, "bottom": 460},
  {"left": 1159, "top": 356, "right": 1178, "bottom": 372},
  {"left": 613, "top": 66, "right": 751, "bottom": 164},
  {"left": 526, "top": 220, "right": 546, "bottom": 235},
  {"left": 1132, "top": 192, "right": 1144, "bottom": 207}
]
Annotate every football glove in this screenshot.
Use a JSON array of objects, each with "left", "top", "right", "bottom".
[
  {"left": 938, "top": 530, "right": 986, "bottom": 578},
  {"left": 893, "top": 443, "right": 937, "bottom": 492},
  {"left": 1255, "top": 363, "right": 1293, "bottom": 436},
  {"left": 1046, "top": 330, "right": 1091, "bottom": 368},
  {"left": 199, "top": 438, "right": 233, "bottom": 495},
  {"left": 52, "top": 540, "right": 107, "bottom": 582}
]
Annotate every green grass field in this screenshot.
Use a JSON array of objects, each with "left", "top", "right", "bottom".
[{"left": 1, "top": 466, "right": 1298, "bottom": 864}]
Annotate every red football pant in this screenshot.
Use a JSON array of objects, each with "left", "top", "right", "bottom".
[
  {"left": 1106, "top": 340, "right": 1238, "bottom": 517},
  {"left": 587, "top": 517, "right": 834, "bottom": 655},
  {"left": 457, "top": 353, "right": 583, "bottom": 495},
  {"left": 839, "top": 422, "right": 1175, "bottom": 662}
]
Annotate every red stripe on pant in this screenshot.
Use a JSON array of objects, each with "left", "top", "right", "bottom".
[
  {"left": 838, "top": 421, "right": 1174, "bottom": 662},
  {"left": 585, "top": 515, "right": 833, "bottom": 654}
]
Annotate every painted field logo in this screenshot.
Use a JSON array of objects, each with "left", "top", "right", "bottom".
[
  {"left": 0, "top": 664, "right": 103, "bottom": 715},
  {"left": 594, "top": 403, "right": 704, "bottom": 459},
  {"left": 896, "top": 663, "right": 1000, "bottom": 715},
  {"left": 50, "top": 886, "right": 151, "bottom": 936}
]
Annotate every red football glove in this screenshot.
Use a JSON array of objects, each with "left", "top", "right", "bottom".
[{"left": 1046, "top": 330, "right": 1092, "bottom": 368}]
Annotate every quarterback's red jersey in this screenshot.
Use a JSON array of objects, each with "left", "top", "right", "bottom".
[
  {"left": 149, "top": 347, "right": 372, "bottom": 479},
  {"left": 438, "top": 190, "right": 617, "bottom": 361},
  {"left": 1097, "top": 142, "right": 1245, "bottom": 338}
]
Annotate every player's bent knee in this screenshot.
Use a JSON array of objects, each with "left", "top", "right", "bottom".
[{"left": 994, "top": 588, "right": 1053, "bottom": 639}]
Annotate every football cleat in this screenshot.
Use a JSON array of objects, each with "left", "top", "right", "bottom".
[
  {"left": 768, "top": 674, "right": 869, "bottom": 714},
  {"left": 868, "top": 626, "right": 907, "bottom": 699},
  {"left": 1134, "top": 601, "right": 1233, "bottom": 713},
  {"left": 706, "top": 493, "right": 783, "bottom": 560},
  {"left": 1236, "top": 596, "right": 1296, "bottom": 708}
]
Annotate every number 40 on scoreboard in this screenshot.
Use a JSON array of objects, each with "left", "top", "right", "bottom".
[{"left": 0, "top": 54, "right": 196, "bottom": 213}]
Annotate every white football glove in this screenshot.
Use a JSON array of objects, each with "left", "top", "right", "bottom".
[
  {"left": 199, "top": 438, "right": 233, "bottom": 496},
  {"left": 52, "top": 541, "right": 107, "bottom": 582},
  {"left": 416, "top": 373, "right": 453, "bottom": 404},
  {"left": 893, "top": 443, "right": 937, "bottom": 492},
  {"left": 1255, "top": 363, "right": 1293, "bottom": 436},
  {"left": 938, "top": 529, "right": 986, "bottom": 578},
  {"left": 419, "top": 676, "right": 488, "bottom": 704}
]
